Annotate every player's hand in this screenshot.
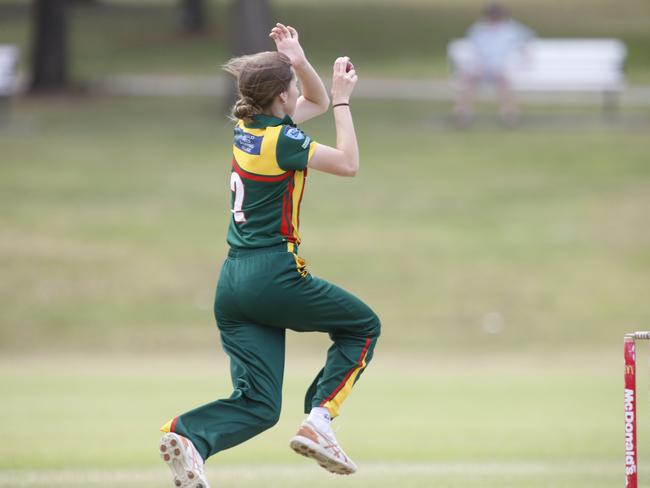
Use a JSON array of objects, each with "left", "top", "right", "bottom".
[
  {"left": 269, "top": 23, "right": 306, "bottom": 68},
  {"left": 331, "top": 56, "right": 357, "bottom": 105}
]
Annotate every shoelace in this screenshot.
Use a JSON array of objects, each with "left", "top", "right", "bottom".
[{"left": 315, "top": 427, "right": 348, "bottom": 461}]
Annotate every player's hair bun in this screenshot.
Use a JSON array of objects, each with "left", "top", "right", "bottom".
[
  {"left": 224, "top": 51, "right": 293, "bottom": 122},
  {"left": 232, "top": 96, "right": 263, "bottom": 120}
]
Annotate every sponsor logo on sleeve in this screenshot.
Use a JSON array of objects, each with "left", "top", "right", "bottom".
[{"left": 285, "top": 126, "right": 305, "bottom": 141}]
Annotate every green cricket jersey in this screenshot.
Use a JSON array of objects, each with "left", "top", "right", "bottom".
[{"left": 227, "top": 114, "right": 317, "bottom": 249}]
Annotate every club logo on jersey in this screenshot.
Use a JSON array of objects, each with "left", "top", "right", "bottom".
[
  {"left": 285, "top": 127, "right": 305, "bottom": 140},
  {"left": 234, "top": 128, "right": 263, "bottom": 155}
]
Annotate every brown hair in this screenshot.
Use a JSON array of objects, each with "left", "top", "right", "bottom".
[
  {"left": 484, "top": 2, "right": 509, "bottom": 21},
  {"left": 223, "top": 51, "right": 294, "bottom": 122}
]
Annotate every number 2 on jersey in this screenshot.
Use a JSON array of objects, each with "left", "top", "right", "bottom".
[{"left": 230, "top": 172, "right": 246, "bottom": 223}]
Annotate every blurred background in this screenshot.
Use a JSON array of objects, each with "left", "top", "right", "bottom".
[{"left": 1, "top": 0, "right": 649, "bottom": 487}]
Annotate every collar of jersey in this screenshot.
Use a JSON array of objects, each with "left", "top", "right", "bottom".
[{"left": 245, "top": 114, "right": 295, "bottom": 129}]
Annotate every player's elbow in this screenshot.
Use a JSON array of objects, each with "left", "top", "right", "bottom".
[
  {"left": 320, "top": 95, "right": 331, "bottom": 114},
  {"left": 316, "top": 106, "right": 329, "bottom": 118},
  {"left": 341, "top": 160, "right": 359, "bottom": 177},
  {"left": 309, "top": 95, "right": 330, "bottom": 117}
]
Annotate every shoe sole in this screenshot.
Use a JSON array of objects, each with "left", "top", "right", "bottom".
[
  {"left": 289, "top": 436, "right": 356, "bottom": 475},
  {"left": 159, "top": 433, "right": 210, "bottom": 488}
]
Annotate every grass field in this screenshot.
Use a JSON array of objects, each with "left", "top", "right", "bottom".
[
  {"left": 1, "top": 94, "right": 648, "bottom": 484},
  {"left": 1, "top": 0, "right": 650, "bottom": 81},
  {"left": 1, "top": 350, "right": 647, "bottom": 487},
  {"left": 1, "top": 96, "right": 649, "bottom": 352}
]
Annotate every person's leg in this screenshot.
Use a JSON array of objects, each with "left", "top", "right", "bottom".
[
  {"left": 159, "top": 319, "right": 284, "bottom": 487},
  {"left": 238, "top": 251, "right": 378, "bottom": 474},
  {"left": 295, "top": 277, "right": 380, "bottom": 419},
  {"left": 167, "top": 321, "right": 286, "bottom": 461},
  {"left": 453, "top": 71, "right": 480, "bottom": 126},
  {"left": 496, "top": 73, "right": 519, "bottom": 125},
  {"left": 242, "top": 252, "right": 381, "bottom": 419},
  {"left": 161, "top": 256, "right": 286, "bottom": 462}
]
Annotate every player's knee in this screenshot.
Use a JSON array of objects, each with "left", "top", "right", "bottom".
[
  {"left": 366, "top": 310, "right": 381, "bottom": 339},
  {"left": 258, "top": 412, "right": 281, "bottom": 431},
  {"left": 257, "top": 401, "right": 282, "bottom": 430},
  {"left": 352, "top": 307, "right": 381, "bottom": 339}
]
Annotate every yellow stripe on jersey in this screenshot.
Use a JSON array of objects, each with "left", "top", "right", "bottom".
[
  {"left": 308, "top": 141, "right": 317, "bottom": 162},
  {"left": 233, "top": 121, "right": 286, "bottom": 176}
]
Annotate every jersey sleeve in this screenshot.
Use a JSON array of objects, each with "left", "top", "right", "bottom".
[{"left": 276, "top": 125, "right": 317, "bottom": 171}]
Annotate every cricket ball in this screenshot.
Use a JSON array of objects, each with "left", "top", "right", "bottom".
[{"left": 346, "top": 61, "right": 354, "bottom": 73}]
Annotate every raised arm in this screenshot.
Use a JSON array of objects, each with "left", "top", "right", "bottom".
[
  {"left": 270, "top": 23, "right": 330, "bottom": 124},
  {"left": 308, "top": 57, "right": 359, "bottom": 177}
]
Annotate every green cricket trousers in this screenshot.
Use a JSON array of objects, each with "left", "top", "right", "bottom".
[{"left": 166, "top": 243, "right": 381, "bottom": 461}]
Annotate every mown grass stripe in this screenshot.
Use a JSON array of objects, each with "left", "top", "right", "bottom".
[{"left": 0, "top": 461, "right": 622, "bottom": 486}]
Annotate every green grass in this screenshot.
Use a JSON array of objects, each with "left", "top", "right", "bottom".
[
  {"left": 1, "top": 0, "right": 650, "bottom": 81},
  {"left": 0, "top": 351, "right": 644, "bottom": 487},
  {"left": 1, "top": 96, "right": 649, "bottom": 352}
]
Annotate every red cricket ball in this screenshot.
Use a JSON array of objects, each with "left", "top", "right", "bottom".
[{"left": 346, "top": 61, "right": 354, "bottom": 73}]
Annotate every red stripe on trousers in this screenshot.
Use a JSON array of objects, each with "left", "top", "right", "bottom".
[{"left": 321, "top": 337, "right": 372, "bottom": 405}]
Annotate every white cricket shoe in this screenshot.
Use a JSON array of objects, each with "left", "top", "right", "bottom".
[
  {"left": 159, "top": 432, "right": 210, "bottom": 488},
  {"left": 289, "top": 420, "right": 358, "bottom": 475}
]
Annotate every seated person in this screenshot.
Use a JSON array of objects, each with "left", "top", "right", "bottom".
[{"left": 453, "top": 3, "right": 535, "bottom": 126}]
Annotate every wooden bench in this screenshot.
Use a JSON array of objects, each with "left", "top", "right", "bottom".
[
  {"left": 448, "top": 38, "right": 627, "bottom": 116},
  {"left": 0, "top": 44, "right": 20, "bottom": 124}
]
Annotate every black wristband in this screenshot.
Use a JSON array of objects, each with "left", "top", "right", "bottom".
[{"left": 332, "top": 103, "right": 350, "bottom": 108}]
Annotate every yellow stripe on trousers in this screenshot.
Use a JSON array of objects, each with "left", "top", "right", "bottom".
[{"left": 321, "top": 338, "right": 371, "bottom": 418}]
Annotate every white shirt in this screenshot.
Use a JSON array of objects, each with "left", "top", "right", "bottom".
[{"left": 467, "top": 19, "right": 535, "bottom": 72}]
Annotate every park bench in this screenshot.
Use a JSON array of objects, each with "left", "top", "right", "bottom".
[
  {"left": 0, "top": 44, "right": 20, "bottom": 124},
  {"left": 447, "top": 38, "right": 627, "bottom": 117}
]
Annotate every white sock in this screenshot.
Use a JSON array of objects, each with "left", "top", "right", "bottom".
[{"left": 307, "top": 407, "right": 332, "bottom": 432}]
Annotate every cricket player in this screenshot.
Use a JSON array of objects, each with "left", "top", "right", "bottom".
[{"left": 158, "top": 23, "right": 381, "bottom": 488}]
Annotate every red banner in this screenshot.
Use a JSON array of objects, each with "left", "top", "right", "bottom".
[{"left": 625, "top": 337, "right": 637, "bottom": 488}]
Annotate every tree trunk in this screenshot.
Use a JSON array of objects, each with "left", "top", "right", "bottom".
[
  {"left": 230, "top": 0, "right": 272, "bottom": 56},
  {"left": 225, "top": 0, "right": 272, "bottom": 111},
  {"left": 179, "top": 0, "right": 206, "bottom": 34},
  {"left": 30, "top": 0, "right": 69, "bottom": 92}
]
